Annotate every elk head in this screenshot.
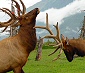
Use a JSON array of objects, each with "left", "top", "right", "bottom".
[
  {"left": 19, "top": 8, "right": 40, "bottom": 26},
  {"left": 61, "top": 34, "right": 75, "bottom": 62}
]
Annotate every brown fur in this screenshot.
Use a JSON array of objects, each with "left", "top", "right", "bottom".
[
  {"left": 61, "top": 35, "right": 85, "bottom": 62},
  {"left": 0, "top": 8, "right": 39, "bottom": 73}
]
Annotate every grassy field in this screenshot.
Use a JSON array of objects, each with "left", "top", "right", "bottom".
[{"left": 8, "top": 45, "right": 85, "bottom": 73}]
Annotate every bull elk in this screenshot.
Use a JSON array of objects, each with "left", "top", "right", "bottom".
[
  {"left": 61, "top": 35, "right": 85, "bottom": 62},
  {"left": 34, "top": 13, "right": 85, "bottom": 62},
  {"left": 0, "top": 0, "right": 40, "bottom": 73}
]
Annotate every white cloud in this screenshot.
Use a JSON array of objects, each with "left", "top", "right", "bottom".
[
  {"left": 24, "top": 0, "right": 41, "bottom": 8},
  {"left": 0, "top": 0, "right": 41, "bottom": 8},
  {"left": 66, "top": 26, "right": 71, "bottom": 31},
  {"left": 0, "top": 0, "right": 41, "bottom": 21},
  {"left": 36, "top": 30, "right": 46, "bottom": 34},
  {"left": 72, "top": 29, "right": 77, "bottom": 33},
  {"left": 65, "top": 26, "right": 79, "bottom": 34},
  {"left": 37, "top": 0, "right": 85, "bottom": 26}
]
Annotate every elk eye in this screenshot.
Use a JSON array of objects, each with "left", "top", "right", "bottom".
[
  {"left": 67, "top": 49, "right": 70, "bottom": 52},
  {"left": 66, "top": 41, "right": 69, "bottom": 45},
  {"left": 25, "top": 17, "right": 29, "bottom": 20}
]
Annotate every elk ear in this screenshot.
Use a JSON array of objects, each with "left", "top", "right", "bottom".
[
  {"left": 25, "top": 17, "right": 29, "bottom": 20},
  {"left": 61, "top": 34, "right": 66, "bottom": 41},
  {"left": 66, "top": 37, "right": 69, "bottom": 45}
]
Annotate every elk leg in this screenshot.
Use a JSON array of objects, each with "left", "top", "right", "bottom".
[
  {"left": 21, "top": 69, "right": 24, "bottom": 73},
  {"left": 13, "top": 67, "right": 24, "bottom": 73}
]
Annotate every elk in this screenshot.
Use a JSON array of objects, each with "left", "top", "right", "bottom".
[
  {"left": 61, "top": 35, "right": 85, "bottom": 62},
  {"left": 34, "top": 13, "right": 85, "bottom": 62},
  {"left": 0, "top": 0, "right": 40, "bottom": 73}
]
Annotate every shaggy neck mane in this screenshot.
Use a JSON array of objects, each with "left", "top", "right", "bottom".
[{"left": 16, "top": 21, "right": 37, "bottom": 53}]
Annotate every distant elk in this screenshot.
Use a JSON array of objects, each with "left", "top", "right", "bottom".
[
  {"left": 61, "top": 35, "right": 85, "bottom": 62},
  {"left": 0, "top": 0, "right": 40, "bottom": 73},
  {"left": 34, "top": 13, "right": 85, "bottom": 62}
]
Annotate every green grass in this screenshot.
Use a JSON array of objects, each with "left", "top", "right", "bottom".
[{"left": 8, "top": 45, "right": 85, "bottom": 73}]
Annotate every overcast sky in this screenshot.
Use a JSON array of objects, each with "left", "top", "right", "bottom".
[
  {"left": 0, "top": 0, "right": 41, "bottom": 8},
  {"left": 0, "top": 0, "right": 85, "bottom": 38},
  {"left": 37, "top": 0, "right": 85, "bottom": 26},
  {"left": 0, "top": 0, "right": 85, "bottom": 25},
  {"left": 0, "top": 0, "right": 41, "bottom": 21},
  {"left": 36, "top": 0, "right": 85, "bottom": 36}
]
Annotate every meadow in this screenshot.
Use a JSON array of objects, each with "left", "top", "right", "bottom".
[{"left": 9, "top": 45, "right": 85, "bottom": 73}]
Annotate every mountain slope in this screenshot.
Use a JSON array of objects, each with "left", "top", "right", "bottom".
[
  {"left": 60, "top": 13, "right": 85, "bottom": 38},
  {"left": 27, "top": 0, "right": 73, "bottom": 11},
  {"left": 27, "top": 0, "right": 85, "bottom": 39}
]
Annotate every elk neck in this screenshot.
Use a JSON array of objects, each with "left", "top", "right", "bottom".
[
  {"left": 17, "top": 21, "right": 37, "bottom": 53},
  {"left": 68, "top": 39, "right": 85, "bottom": 57}
]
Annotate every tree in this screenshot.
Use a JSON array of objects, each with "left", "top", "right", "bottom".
[
  {"left": 35, "top": 36, "right": 43, "bottom": 61},
  {"left": 79, "top": 16, "right": 85, "bottom": 39}
]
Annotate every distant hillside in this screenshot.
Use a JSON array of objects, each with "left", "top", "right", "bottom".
[
  {"left": 27, "top": 0, "right": 73, "bottom": 11},
  {"left": 60, "top": 13, "right": 85, "bottom": 38},
  {"left": 27, "top": 0, "right": 85, "bottom": 39}
]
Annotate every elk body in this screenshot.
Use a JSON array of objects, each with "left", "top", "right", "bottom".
[
  {"left": 61, "top": 35, "right": 85, "bottom": 62},
  {"left": 0, "top": 0, "right": 40, "bottom": 73}
]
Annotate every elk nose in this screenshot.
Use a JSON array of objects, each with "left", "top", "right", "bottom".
[{"left": 36, "top": 8, "right": 40, "bottom": 14}]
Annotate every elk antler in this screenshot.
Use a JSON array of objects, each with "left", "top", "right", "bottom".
[
  {"left": 47, "top": 23, "right": 63, "bottom": 61},
  {"left": 12, "top": 0, "right": 21, "bottom": 17},
  {"left": 0, "top": 8, "right": 16, "bottom": 27},
  {"left": 19, "top": 0, "right": 26, "bottom": 15},
  {"left": 0, "top": 0, "right": 26, "bottom": 28},
  {"left": 34, "top": 13, "right": 63, "bottom": 61},
  {"left": 13, "top": 0, "right": 26, "bottom": 16},
  {"left": 35, "top": 13, "right": 59, "bottom": 43}
]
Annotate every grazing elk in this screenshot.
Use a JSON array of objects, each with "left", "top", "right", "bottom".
[
  {"left": 34, "top": 13, "right": 85, "bottom": 62},
  {"left": 61, "top": 35, "right": 85, "bottom": 62},
  {"left": 0, "top": 0, "right": 40, "bottom": 73}
]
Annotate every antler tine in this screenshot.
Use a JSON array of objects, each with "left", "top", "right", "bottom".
[
  {"left": 0, "top": 20, "right": 16, "bottom": 27},
  {"left": 45, "top": 13, "right": 53, "bottom": 35},
  {"left": 13, "top": 0, "right": 26, "bottom": 16},
  {"left": 34, "top": 13, "right": 53, "bottom": 35},
  {"left": 52, "top": 49, "right": 63, "bottom": 61},
  {"left": 0, "top": 8, "right": 16, "bottom": 27},
  {"left": 3, "top": 8, "right": 17, "bottom": 18},
  {"left": 12, "top": 0, "right": 21, "bottom": 17},
  {"left": 43, "top": 35, "right": 56, "bottom": 38},
  {"left": 1, "top": 26, "right": 8, "bottom": 32},
  {"left": 53, "top": 22, "right": 61, "bottom": 42},
  {"left": 0, "top": 8, "right": 14, "bottom": 19},
  {"left": 53, "top": 43, "right": 62, "bottom": 47},
  {"left": 34, "top": 26, "right": 47, "bottom": 29},
  {"left": 48, "top": 46, "right": 60, "bottom": 56},
  {"left": 19, "top": 0, "right": 26, "bottom": 15}
]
